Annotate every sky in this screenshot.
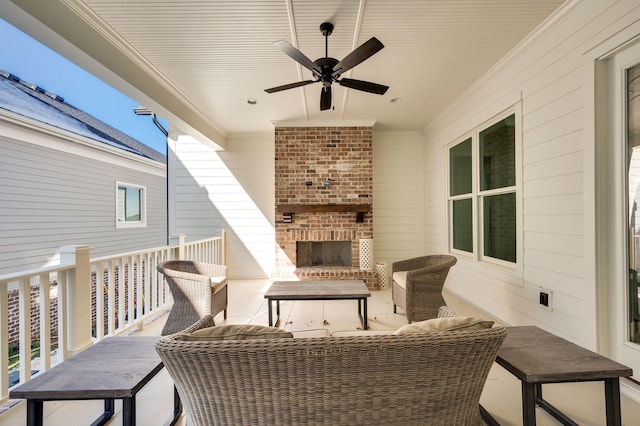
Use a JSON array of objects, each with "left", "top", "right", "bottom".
[{"left": 0, "top": 19, "right": 168, "bottom": 155}]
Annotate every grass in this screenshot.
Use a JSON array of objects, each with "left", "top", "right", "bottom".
[{"left": 8, "top": 340, "right": 58, "bottom": 371}]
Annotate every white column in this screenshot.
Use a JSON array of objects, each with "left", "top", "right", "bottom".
[
  {"left": 59, "top": 245, "right": 93, "bottom": 356},
  {"left": 169, "top": 234, "right": 186, "bottom": 260}
]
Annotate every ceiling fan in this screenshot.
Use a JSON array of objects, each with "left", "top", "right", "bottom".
[{"left": 264, "top": 22, "right": 389, "bottom": 111}]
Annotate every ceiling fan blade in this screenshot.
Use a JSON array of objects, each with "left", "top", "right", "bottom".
[
  {"left": 332, "top": 37, "right": 384, "bottom": 76},
  {"left": 339, "top": 78, "right": 389, "bottom": 95},
  {"left": 265, "top": 80, "right": 316, "bottom": 93},
  {"left": 320, "top": 86, "right": 332, "bottom": 111},
  {"left": 273, "top": 40, "right": 322, "bottom": 74}
]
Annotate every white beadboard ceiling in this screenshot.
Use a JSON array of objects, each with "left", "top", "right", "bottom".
[{"left": 3, "top": 0, "right": 565, "bottom": 146}]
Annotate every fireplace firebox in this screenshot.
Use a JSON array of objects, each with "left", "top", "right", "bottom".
[{"left": 296, "top": 241, "right": 352, "bottom": 267}]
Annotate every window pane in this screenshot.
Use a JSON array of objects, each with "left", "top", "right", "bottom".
[
  {"left": 479, "top": 115, "right": 515, "bottom": 191},
  {"left": 117, "top": 186, "right": 141, "bottom": 222},
  {"left": 452, "top": 198, "right": 473, "bottom": 252},
  {"left": 125, "top": 188, "right": 141, "bottom": 221},
  {"left": 117, "top": 187, "right": 126, "bottom": 222},
  {"left": 450, "top": 138, "right": 472, "bottom": 196},
  {"left": 483, "top": 193, "right": 516, "bottom": 262}
]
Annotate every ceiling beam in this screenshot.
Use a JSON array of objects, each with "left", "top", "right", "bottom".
[
  {"left": 284, "top": 0, "right": 310, "bottom": 120},
  {"left": 339, "top": 0, "right": 367, "bottom": 119}
]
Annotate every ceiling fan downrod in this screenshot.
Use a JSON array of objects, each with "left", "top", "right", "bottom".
[{"left": 320, "top": 22, "right": 333, "bottom": 58}]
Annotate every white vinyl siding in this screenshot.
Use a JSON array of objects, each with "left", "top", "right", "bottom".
[
  {"left": 373, "top": 131, "right": 425, "bottom": 266},
  {"left": 423, "top": 0, "right": 640, "bottom": 363},
  {"left": 0, "top": 128, "right": 166, "bottom": 274},
  {"left": 170, "top": 132, "right": 275, "bottom": 279}
]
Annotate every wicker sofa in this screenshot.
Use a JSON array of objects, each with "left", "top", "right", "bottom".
[{"left": 156, "top": 308, "right": 505, "bottom": 426}]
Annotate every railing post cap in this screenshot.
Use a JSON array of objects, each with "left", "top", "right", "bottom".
[{"left": 59, "top": 245, "right": 92, "bottom": 253}]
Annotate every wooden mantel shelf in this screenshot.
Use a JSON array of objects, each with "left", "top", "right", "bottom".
[
  {"left": 276, "top": 204, "right": 371, "bottom": 213},
  {"left": 277, "top": 204, "right": 371, "bottom": 222}
]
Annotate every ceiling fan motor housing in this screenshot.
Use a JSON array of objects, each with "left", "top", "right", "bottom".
[
  {"left": 314, "top": 57, "right": 340, "bottom": 84},
  {"left": 320, "top": 22, "right": 334, "bottom": 37}
]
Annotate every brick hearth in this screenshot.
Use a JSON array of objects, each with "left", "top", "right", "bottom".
[{"left": 274, "top": 126, "right": 377, "bottom": 289}]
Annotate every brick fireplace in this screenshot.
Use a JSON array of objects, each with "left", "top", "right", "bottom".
[{"left": 274, "top": 126, "right": 377, "bottom": 288}]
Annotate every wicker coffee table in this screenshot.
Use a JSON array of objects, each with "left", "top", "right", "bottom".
[{"left": 265, "top": 280, "right": 371, "bottom": 329}]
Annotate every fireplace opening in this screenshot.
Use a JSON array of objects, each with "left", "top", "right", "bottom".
[{"left": 296, "top": 241, "right": 352, "bottom": 267}]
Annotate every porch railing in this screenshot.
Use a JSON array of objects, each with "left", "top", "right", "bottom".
[{"left": 0, "top": 231, "right": 226, "bottom": 403}]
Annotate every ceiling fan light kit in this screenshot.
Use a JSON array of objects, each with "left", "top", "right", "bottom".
[{"left": 265, "top": 22, "right": 389, "bottom": 111}]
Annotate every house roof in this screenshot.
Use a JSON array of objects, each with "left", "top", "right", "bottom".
[{"left": 0, "top": 70, "right": 166, "bottom": 163}]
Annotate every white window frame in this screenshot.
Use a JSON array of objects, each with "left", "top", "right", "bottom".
[
  {"left": 600, "top": 38, "right": 640, "bottom": 380},
  {"left": 447, "top": 106, "right": 522, "bottom": 272},
  {"left": 116, "top": 181, "right": 146, "bottom": 228}
]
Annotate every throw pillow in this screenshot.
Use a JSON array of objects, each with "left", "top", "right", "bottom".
[
  {"left": 176, "top": 324, "right": 294, "bottom": 341},
  {"left": 393, "top": 316, "right": 494, "bottom": 335}
]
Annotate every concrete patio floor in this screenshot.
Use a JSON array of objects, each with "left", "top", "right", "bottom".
[{"left": 1, "top": 278, "right": 639, "bottom": 425}]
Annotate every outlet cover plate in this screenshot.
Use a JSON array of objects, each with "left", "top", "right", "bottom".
[{"left": 539, "top": 287, "right": 553, "bottom": 311}]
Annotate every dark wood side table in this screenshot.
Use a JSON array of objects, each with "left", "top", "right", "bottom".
[
  {"left": 265, "top": 280, "right": 371, "bottom": 329},
  {"left": 481, "top": 326, "right": 633, "bottom": 426},
  {"left": 10, "top": 336, "right": 181, "bottom": 426}
]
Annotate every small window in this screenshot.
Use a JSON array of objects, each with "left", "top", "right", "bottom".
[{"left": 116, "top": 182, "right": 146, "bottom": 228}]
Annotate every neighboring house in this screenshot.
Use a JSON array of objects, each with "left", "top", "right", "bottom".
[{"left": 0, "top": 71, "right": 167, "bottom": 275}]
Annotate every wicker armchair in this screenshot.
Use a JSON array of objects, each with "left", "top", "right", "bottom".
[
  {"left": 157, "top": 260, "right": 228, "bottom": 335},
  {"left": 392, "top": 254, "right": 457, "bottom": 323},
  {"left": 156, "top": 314, "right": 506, "bottom": 426}
]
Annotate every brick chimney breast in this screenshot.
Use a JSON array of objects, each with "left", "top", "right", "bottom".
[{"left": 274, "top": 126, "right": 375, "bottom": 288}]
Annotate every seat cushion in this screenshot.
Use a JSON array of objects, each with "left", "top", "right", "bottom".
[
  {"left": 392, "top": 271, "right": 408, "bottom": 289},
  {"left": 393, "top": 316, "right": 494, "bottom": 335},
  {"left": 210, "top": 276, "right": 227, "bottom": 293},
  {"left": 292, "top": 329, "right": 331, "bottom": 338},
  {"left": 176, "top": 324, "right": 293, "bottom": 341}
]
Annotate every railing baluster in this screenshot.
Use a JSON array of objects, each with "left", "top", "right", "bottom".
[
  {"left": 0, "top": 280, "right": 9, "bottom": 403},
  {"left": 143, "top": 253, "right": 151, "bottom": 318},
  {"left": 151, "top": 252, "right": 157, "bottom": 310},
  {"left": 56, "top": 270, "right": 68, "bottom": 363},
  {"left": 135, "top": 254, "right": 142, "bottom": 323},
  {"left": 107, "top": 260, "right": 116, "bottom": 335},
  {"left": 95, "top": 262, "right": 105, "bottom": 340},
  {"left": 38, "top": 273, "right": 51, "bottom": 373},
  {"left": 116, "top": 258, "right": 123, "bottom": 332},
  {"left": 127, "top": 256, "right": 134, "bottom": 326},
  {"left": 18, "top": 278, "right": 31, "bottom": 383}
]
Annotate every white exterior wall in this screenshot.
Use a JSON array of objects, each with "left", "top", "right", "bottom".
[
  {"left": 373, "top": 131, "right": 425, "bottom": 269},
  {"left": 423, "top": 0, "right": 640, "bottom": 354},
  {"left": 0, "top": 114, "right": 167, "bottom": 274},
  {"left": 169, "top": 131, "right": 276, "bottom": 279}
]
